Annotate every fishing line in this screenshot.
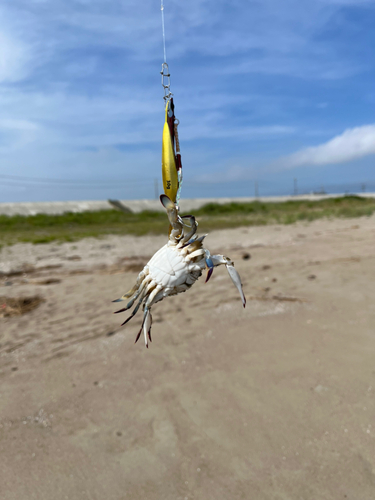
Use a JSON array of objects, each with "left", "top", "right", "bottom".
[{"left": 161, "top": 0, "right": 167, "bottom": 64}]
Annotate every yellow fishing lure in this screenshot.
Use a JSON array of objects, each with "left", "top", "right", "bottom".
[{"left": 161, "top": 101, "right": 178, "bottom": 203}]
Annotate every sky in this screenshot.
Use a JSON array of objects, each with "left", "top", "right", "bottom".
[{"left": 0, "top": 0, "right": 374, "bottom": 202}]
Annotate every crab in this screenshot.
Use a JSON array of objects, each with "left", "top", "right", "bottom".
[{"left": 113, "top": 194, "right": 246, "bottom": 347}]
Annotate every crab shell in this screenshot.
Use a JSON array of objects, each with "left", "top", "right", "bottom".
[
  {"left": 114, "top": 195, "right": 246, "bottom": 347},
  {"left": 145, "top": 241, "right": 206, "bottom": 298}
]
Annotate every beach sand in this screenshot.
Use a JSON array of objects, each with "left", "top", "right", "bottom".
[{"left": 1, "top": 216, "right": 375, "bottom": 499}]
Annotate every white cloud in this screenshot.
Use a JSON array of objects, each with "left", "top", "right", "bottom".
[{"left": 278, "top": 125, "right": 375, "bottom": 168}]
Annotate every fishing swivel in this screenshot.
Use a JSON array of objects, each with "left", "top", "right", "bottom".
[{"left": 161, "top": 62, "right": 172, "bottom": 103}]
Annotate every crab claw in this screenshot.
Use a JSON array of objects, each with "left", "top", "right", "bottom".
[
  {"left": 205, "top": 267, "right": 214, "bottom": 283},
  {"left": 160, "top": 194, "right": 183, "bottom": 241},
  {"left": 226, "top": 263, "right": 246, "bottom": 308},
  {"left": 160, "top": 194, "right": 178, "bottom": 224},
  {"left": 180, "top": 215, "right": 198, "bottom": 243},
  {"left": 160, "top": 194, "right": 175, "bottom": 210},
  {"left": 205, "top": 251, "right": 214, "bottom": 283}
]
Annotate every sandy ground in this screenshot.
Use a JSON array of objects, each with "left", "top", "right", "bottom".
[{"left": 1, "top": 216, "right": 375, "bottom": 500}]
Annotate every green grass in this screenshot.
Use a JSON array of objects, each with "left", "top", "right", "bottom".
[{"left": 1, "top": 196, "right": 374, "bottom": 247}]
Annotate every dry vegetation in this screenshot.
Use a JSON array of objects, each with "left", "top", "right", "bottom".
[{"left": 1, "top": 195, "right": 375, "bottom": 247}]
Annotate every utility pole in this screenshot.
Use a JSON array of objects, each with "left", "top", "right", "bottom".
[
  {"left": 254, "top": 180, "right": 259, "bottom": 199},
  {"left": 293, "top": 178, "right": 298, "bottom": 196}
]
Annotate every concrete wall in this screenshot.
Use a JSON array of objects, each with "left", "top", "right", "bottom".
[{"left": 0, "top": 193, "right": 374, "bottom": 216}]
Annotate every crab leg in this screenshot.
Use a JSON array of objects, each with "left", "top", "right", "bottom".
[
  {"left": 134, "top": 325, "right": 143, "bottom": 344},
  {"left": 185, "top": 248, "right": 205, "bottom": 261},
  {"left": 112, "top": 270, "right": 146, "bottom": 302},
  {"left": 179, "top": 233, "right": 207, "bottom": 250},
  {"left": 134, "top": 307, "right": 153, "bottom": 347},
  {"left": 145, "top": 285, "right": 163, "bottom": 308},
  {"left": 112, "top": 283, "right": 138, "bottom": 303},
  {"left": 120, "top": 285, "right": 149, "bottom": 326},
  {"left": 143, "top": 308, "right": 152, "bottom": 347},
  {"left": 133, "top": 283, "right": 167, "bottom": 347},
  {"left": 114, "top": 275, "right": 152, "bottom": 313}
]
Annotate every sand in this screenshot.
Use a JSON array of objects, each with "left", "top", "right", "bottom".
[{"left": 1, "top": 216, "right": 375, "bottom": 500}]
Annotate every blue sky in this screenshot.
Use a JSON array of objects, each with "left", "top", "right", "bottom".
[{"left": 0, "top": 0, "right": 374, "bottom": 202}]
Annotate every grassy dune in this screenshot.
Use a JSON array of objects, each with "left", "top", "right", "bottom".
[{"left": 1, "top": 195, "right": 374, "bottom": 247}]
